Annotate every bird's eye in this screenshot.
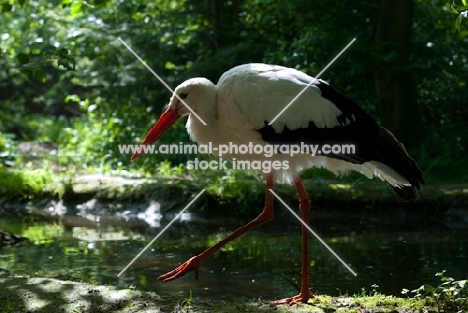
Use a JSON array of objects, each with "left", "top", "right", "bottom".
[{"left": 179, "top": 93, "right": 188, "bottom": 100}]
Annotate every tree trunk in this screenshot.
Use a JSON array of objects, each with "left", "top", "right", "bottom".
[{"left": 372, "top": 0, "right": 422, "bottom": 147}]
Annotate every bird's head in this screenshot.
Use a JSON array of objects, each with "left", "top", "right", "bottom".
[
  {"left": 131, "top": 77, "right": 215, "bottom": 161},
  {"left": 168, "top": 78, "right": 215, "bottom": 116}
]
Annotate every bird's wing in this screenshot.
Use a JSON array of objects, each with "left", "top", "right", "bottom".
[
  {"left": 216, "top": 64, "right": 424, "bottom": 201},
  {"left": 217, "top": 63, "right": 347, "bottom": 133},
  {"left": 216, "top": 63, "right": 380, "bottom": 157}
]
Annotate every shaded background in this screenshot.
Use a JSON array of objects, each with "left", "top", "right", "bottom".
[{"left": 0, "top": 0, "right": 467, "bottom": 184}]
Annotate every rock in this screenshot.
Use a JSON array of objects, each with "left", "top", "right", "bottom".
[{"left": 0, "top": 229, "right": 27, "bottom": 247}]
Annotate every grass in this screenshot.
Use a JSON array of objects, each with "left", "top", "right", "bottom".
[
  {"left": 0, "top": 164, "right": 72, "bottom": 200},
  {"left": 1, "top": 268, "right": 466, "bottom": 313},
  {"left": 0, "top": 166, "right": 49, "bottom": 198},
  {"left": 0, "top": 161, "right": 466, "bottom": 220},
  {"left": 347, "top": 285, "right": 426, "bottom": 313}
]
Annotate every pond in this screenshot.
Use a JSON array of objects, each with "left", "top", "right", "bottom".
[{"left": 0, "top": 200, "right": 467, "bottom": 302}]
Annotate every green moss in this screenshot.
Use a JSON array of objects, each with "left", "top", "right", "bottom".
[
  {"left": 0, "top": 166, "right": 48, "bottom": 198},
  {"left": 0, "top": 163, "right": 466, "bottom": 216},
  {"left": 1, "top": 268, "right": 464, "bottom": 313}
]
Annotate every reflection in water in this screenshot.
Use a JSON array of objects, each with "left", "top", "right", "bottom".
[
  {"left": 0, "top": 207, "right": 467, "bottom": 301},
  {"left": 136, "top": 202, "right": 162, "bottom": 227}
]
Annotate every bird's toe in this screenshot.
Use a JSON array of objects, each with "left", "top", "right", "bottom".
[
  {"left": 269, "top": 290, "right": 315, "bottom": 306},
  {"left": 157, "top": 256, "right": 201, "bottom": 282}
]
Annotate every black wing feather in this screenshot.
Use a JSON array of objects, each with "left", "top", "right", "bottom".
[{"left": 257, "top": 80, "right": 425, "bottom": 201}]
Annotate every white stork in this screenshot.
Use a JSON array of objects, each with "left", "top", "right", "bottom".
[{"left": 131, "top": 63, "right": 424, "bottom": 305}]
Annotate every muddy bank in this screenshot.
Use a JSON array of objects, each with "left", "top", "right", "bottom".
[
  {"left": 0, "top": 271, "right": 165, "bottom": 313},
  {"left": 0, "top": 270, "right": 438, "bottom": 313},
  {"left": 1, "top": 173, "right": 468, "bottom": 224}
]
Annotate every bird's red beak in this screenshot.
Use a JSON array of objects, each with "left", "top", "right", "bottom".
[{"left": 131, "top": 108, "right": 181, "bottom": 161}]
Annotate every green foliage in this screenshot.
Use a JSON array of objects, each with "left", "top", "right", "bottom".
[
  {"left": 204, "top": 169, "right": 264, "bottom": 213},
  {"left": 0, "top": 297, "right": 15, "bottom": 313},
  {"left": 412, "top": 270, "right": 468, "bottom": 312},
  {"left": 0, "top": 167, "right": 47, "bottom": 197},
  {"left": 0, "top": 132, "right": 16, "bottom": 166},
  {"left": 180, "top": 289, "right": 194, "bottom": 310},
  {"left": 0, "top": 162, "right": 70, "bottom": 199},
  {"left": 0, "top": 0, "right": 467, "bottom": 185},
  {"left": 21, "top": 223, "right": 64, "bottom": 245},
  {"left": 354, "top": 284, "right": 382, "bottom": 298},
  {"left": 451, "top": 0, "right": 468, "bottom": 31}
]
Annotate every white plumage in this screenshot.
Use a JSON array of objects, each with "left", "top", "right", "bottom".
[{"left": 147, "top": 64, "right": 414, "bottom": 187}]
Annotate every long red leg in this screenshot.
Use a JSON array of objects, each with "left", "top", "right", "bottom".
[
  {"left": 158, "top": 175, "right": 275, "bottom": 282},
  {"left": 269, "top": 177, "right": 315, "bottom": 305}
]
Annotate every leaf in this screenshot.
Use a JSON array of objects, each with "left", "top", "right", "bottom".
[
  {"left": 58, "top": 58, "right": 75, "bottom": 70},
  {"left": 70, "top": 0, "right": 83, "bottom": 15},
  {"left": 33, "top": 69, "right": 47, "bottom": 83},
  {"left": 57, "top": 48, "right": 69, "bottom": 57},
  {"left": 165, "top": 61, "right": 176, "bottom": 69},
  {"left": 452, "top": 1, "right": 468, "bottom": 13},
  {"left": 17, "top": 52, "right": 30, "bottom": 65},
  {"left": 1, "top": 2, "right": 13, "bottom": 11},
  {"left": 65, "top": 94, "right": 80, "bottom": 103},
  {"left": 463, "top": 0, "right": 467, "bottom": 6},
  {"left": 413, "top": 284, "right": 435, "bottom": 295},
  {"left": 87, "top": 104, "right": 97, "bottom": 113},
  {"left": 93, "top": 0, "right": 109, "bottom": 7},
  {"left": 21, "top": 68, "right": 33, "bottom": 80},
  {"left": 455, "top": 14, "right": 463, "bottom": 31}
]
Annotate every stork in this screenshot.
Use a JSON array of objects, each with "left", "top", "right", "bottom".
[{"left": 131, "top": 63, "right": 424, "bottom": 305}]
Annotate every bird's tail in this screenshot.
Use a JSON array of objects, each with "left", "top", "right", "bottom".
[{"left": 379, "top": 127, "right": 425, "bottom": 202}]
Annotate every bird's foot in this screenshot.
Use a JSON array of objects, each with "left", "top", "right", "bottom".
[
  {"left": 269, "top": 290, "right": 315, "bottom": 306},
  {"left": 157, "top": 256, "right": 201, "bottom": 282}
]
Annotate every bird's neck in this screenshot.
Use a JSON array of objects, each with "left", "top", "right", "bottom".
[{"left": 186, "top": 86, "right": 219, "bottom": 145}]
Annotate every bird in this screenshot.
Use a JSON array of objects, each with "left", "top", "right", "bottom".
[{"left": 131, "top": 63, "right": 425, "bottom": 305}]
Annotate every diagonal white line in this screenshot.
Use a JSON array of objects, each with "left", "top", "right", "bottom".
[
  {"left": 247, "top": 169, "right": 263, "bottom": 182},
  {"left": 117, "top": 189, "right": 206, "bottom": 277},
  {"left": 117, "top": 37, "right": 207, "bottom": 126},
  {"left": 269, "top": 38, "right": 356, "bottom": 125},
  {"left": 268, "top": 189, "right": 357, "bottom": 276}
]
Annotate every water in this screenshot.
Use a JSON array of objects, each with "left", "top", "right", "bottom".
[{"left": 1, "top": 203, "right": 467, "bottom": 301}]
